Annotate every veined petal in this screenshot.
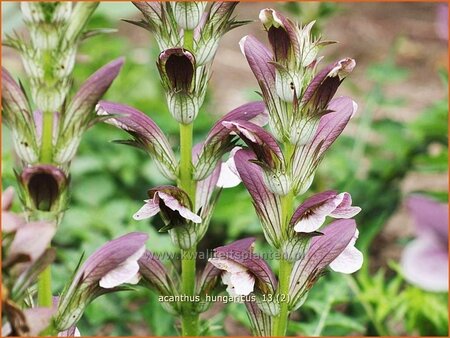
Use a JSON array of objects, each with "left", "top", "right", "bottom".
[
  {"left": 215, "top": 237, "right": 256, "bottom": 253},
  {"left": 159, "top": 192, "right": 202, "bottom": 224},
  {"left": 239, "top": 35, "right": 287, "bottom": 139},
  {"left": 330, "top": 192, "right": 362, "bottom": 218},
  {"left": 329, "top": 229, "right": 363, "bottom": 273},
  {"left": 213, "top": 237, "right": 277, "bottom": 293},
  {"left": 259, "top": 8, "right": 301, "bottom": 64},
  {"left": 239, "top": 35, "right": 275, "bottom": 96},
  {"left": 99, "top": 245, "right": 145, "bottom": 288},
  {"left": 139, "top": 250, "right": 176, "bottom": 297},
  {"left": 291, "top": 96, "right": 356, "bottom": 194},
  {"left": 222, "top": 120, "right": 283, "bottom": 168},
  {"left": 245, "top": 300, "right": 273, "bottom": 336},
  {"left": 132, "top": 1, "right": 163, "bottom": 23},
  {"left": 234, "top": 150, "right": 283, "bottom": 247},
  {"left": 55, "top": 232, "right": 148, "bottom": 331},
  {"left": 193, "top": 101, "right": 267, "bottom": 180},
  {"left": 97, "top": 101, "right": 177, "bottom": 180},
  {"left": 194, "top": 142, "right": 221, "bottom": 212},
  {"left": 288, "top": 219, "right": 357, "bottom": 310},
  {"left": 302, "top": 58, "right": 356, "bottom": 111},
  {"left": 314, "top": 96, "right": 357, "bottom": 156},
  {"left": 63, "top": 58, "right": 124, "bottom": 131},
  {"left": 76, "top": 232, "right": 149, "bottom": 285},
  {"left": 2, "top": 68, "right": 38, "bottom": 161},
  {"left": 290, "top": 191, "right": 337, "bottom": 232},
  {"left": 133, "top": 199, "right": 160, "bottom": 221},
  {"left": 291, "top": 191, "right": 360, "bottom": 233}
]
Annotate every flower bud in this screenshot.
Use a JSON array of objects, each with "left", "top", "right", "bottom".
[
  {"left": 167, "top": 92, "right": 201, "bottom": 124},
  {"left": 274, "top": 67, "right": 302, "bottom": 103},
  {"left": 20, "top": 2, "right": 45, "bottom": 23},
  {"left": 172, "top": 2, "right": 207, "bottom": 30},
  {"left": 33, "top": 85, "right": 67, "bottom": 113},
  {"left": 195, "top": 39, "right": 219, "bottom": 66},
  {"left": 29, "top": 25, "right": 60, "bottom": 50},
  {"left": 289, "top": 116, "right": 320, "bottom": 146},
  {"left": 158, "top": 48, "right": 196, "bottom": 92},
  {"left": 55, "top": 233, "right": 148, "bottom": 331},
  {"left": 157, "top": 48, "right": 203, "bottom": 124},
  {"left": 261, "top": 168, "right": 291, "bottom": 196},
  {"left": 19, "top": 165, "right": 68, "bottom": 213}
]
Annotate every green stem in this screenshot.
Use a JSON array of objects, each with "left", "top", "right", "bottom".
[
  {"left": 178, "top": 27, "right": 199, "bottom": 337},
  {"left": 183, "top": 29, "right": 194, "bottom": 51},
  {"left": 272, "top": 141, "right": 296, "bottom": 336},
  {"left": 181, "top": 247, "right": 198, "bottom": 336},
  {"left": 179, "top": 111, "right": 198, "bottom": 336},
  {"left": 274, "top": 258, "right": 293, "bottom": 336},
  {"left": 179, "top": 123, "right": 195, "bottom": 198},
  {"left": 40, "top": 111, "right": 54, "bottom": 163},
  {"left": 37, "top": 264, "right": 52, "bottom": 307}
]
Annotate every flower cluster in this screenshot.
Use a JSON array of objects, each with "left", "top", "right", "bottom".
[
  {"left": 2, "top": 2, "right": 123, "bottom": 217},
  {"left": 207, "top": 8, "right": 363, "bottom": 336},
  {"left": 2, "top": 2, "right": 367, "bottom": 336}
]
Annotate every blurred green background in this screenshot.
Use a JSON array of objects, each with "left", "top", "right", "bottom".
[{"left": 2, "top": 2, "right": 448, "bottom": 336}]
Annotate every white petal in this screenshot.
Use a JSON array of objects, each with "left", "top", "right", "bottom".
[
  {"left": 293, "top": 213, "right": 327, "bottom": 233},
  {"left": 330, "top": 230, "right": 363, "bottom": 274},
  {"left": 401, "top": 236, "right": 448, "bottom": 292},
  {"left": 158, "top": 192, "right": 202, "bottom": 223},
  {"left": 99, "top": 246, "right": 145, "bottom": 288},
  {"left": 133, "top": 199, "right": 160, "bottom": 220},
  {"left": 229, "top": 271, "right": 255, "bottom": 296},
  {"left": 330, "top": 192, "right": 361, "bottom": 218},
  {"left": 239, "top": 36, "right": 248, "bottom": 56},
  {"left": 216, "top": 153, "right": 241, "bottom": 188},
  {"left": 294, "top": 194, "right": 345, "bottom": 233},
  {"left": 209, "top": 258, "right": 247, "bottom": 274},
  {"left": 74, "top": 328, "right": 81, "bottom": 337},
  {"left": 351, "top": 100, "right": 358, "bottom": 118}
]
